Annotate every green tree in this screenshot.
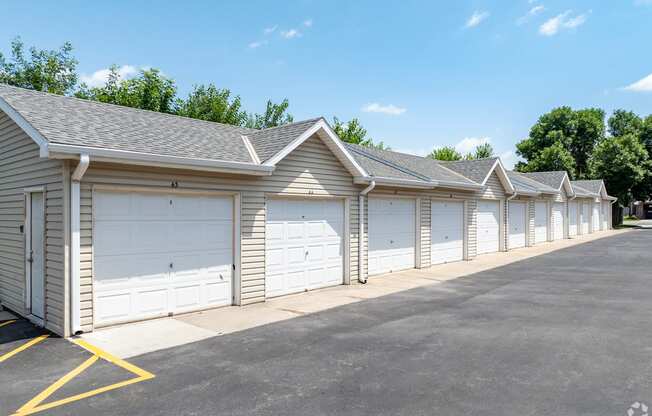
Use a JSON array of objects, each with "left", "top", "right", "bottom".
[
  {"left": 516, "top": 106, "right": 604, "bottom": 178},
  {"left": 516, "top": 141, "right": 576, "bottom": 174},
  {"left": 246, "top": 99, "right": 294, "bottom": 129},
  {"left": 472, "top": 142, "right": 494, "bottom": 159},
  {"left": 428, "top": 146, "right": 462, "bottom": 161},
  {"left": 76, "top": 67, "right": 177, "bottom": 113},
  {"left": 332, "top": 117, "right": 390, "bottom": 149},
  {"left": 588, "top": 134, "right": 650, "bottom": 205},
  {"left": 641, "top": 115, "right": 652, "bottom": 155},
  {"left": 176, "top": 84, "right": 248, "bottom": 125},
  {"left": 0, "top": 37, "right": 78, "bottom": 95},
  {"left": 608, "top": 109, "right": 643, "bottom": 138}
]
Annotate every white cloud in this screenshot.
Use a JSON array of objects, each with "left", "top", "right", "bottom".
[
  {"left": 264, "top": 25, "right": 277, "bottom": 34},
  {"left": 454, "top": 137, "right": 491, "bottom": 154},
  {"left": 499, "top": 150, "right": 520, "bottom": 170},
  {"left": 248, "top": 40, "right": 268, "bottom": 49},
  {"left": 539, "top": 10, "right": 589, "bottom": 36},
  {"left": 361, "top": 102, "right": 407, "bottom": 115},
  {"left": 303, "top": 19, "right": 313, "bottom": 27},
  {"left": 465, "top": 10, "right": 490, "bottom": 28},
  {"left": 80, "top": 65, "right": 138, "bottom": 88},
  {"left": 635, "top": 0, "right": 652, "bottom": 5},
  {"left": 623, "top": 73, "right": 652, "bottom": 92},
  {"left": 281, "top": 29, "right": 302, "bottom": 39},
  {"left": 517, "top": 5, "right": 545, "bottom": 25}
]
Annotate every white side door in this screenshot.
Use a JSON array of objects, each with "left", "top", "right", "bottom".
[
  {"left": 368, "top": 198, "right": 415, "bottom": 276},
  {"left": 94, "top": 191, "right": 234, "bottom": 326},
  {"left": 476, "top": 200, "right": 500, "bottom": 255},
  {"left": 28, "top": 192, "right": 45, "bottom": 319},
  {"left": 431, "top": 200, "right": 464, "bottom": 265},
  {"left": 508, "top": 201, "right": 526, "bottom": 249},
  {"left": 552, "top": 203, "right": 565, "bottom": 241},
  {"left": 534, "top": 201, "right": 547, "bottom": 244},
  {"left": 592, "top": 203, "right": 601, "bottom": 232},
  {"left": 266, "top": 199, "right": 343, "bottom": 298},
  {"left": 568, "top": 201, "right": 578, "bottom": 236},
  {"left": 581, "top": 203, "right": 590, "bottom": 234}
]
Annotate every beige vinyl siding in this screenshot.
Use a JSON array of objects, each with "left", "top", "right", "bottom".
[
  {"left": 466, "top": 199, "right": 477, "bottom": 258},
  {"left": 478, "top": 172, "right": 506, "bottom": 200},
  {"left": 527, "top": 200, "right": 536, "bottom": 246},
  {"left": 0, "top": 111, "right": 66, "bottom": 335},
  {"left": 419, "top": 198, "right": 431, "bottom": 268},
  {"left": 78, "top": 135, "right": 360, "bottom": 332}
]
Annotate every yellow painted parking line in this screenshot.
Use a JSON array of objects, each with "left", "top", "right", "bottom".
[
  {"left": 12, "top": 338, "right": 155, "bottom": 415},
  {"left": 0, "top": 319, "right": 16, "bottom": 328},
  {"left": 0, "top": 334, "right": 48, "bottom": 363}
]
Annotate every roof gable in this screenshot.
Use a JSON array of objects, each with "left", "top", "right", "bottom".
[{"left": 441, "top": 158, "right": 515, "bottom": 194}]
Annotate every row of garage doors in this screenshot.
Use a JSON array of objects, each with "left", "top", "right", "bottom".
[{"left": 91, "top": 191, "right": 606, "bottom": 327}]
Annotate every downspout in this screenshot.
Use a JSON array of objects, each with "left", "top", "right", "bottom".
[
  {"left": 71, "top": 154, "right": 89, "bottom": 335},
  {"left": 358, "top": 180, "right": 376, "bottom": 284}
]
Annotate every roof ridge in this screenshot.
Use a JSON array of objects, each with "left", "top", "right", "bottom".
[
  {"left": 345, "top": 144, "right": 431, "bottom": 182},
  {"left": 248, "top": 117, "right": 323, "bottom": 135},
  {"left": 0, "top": 83, "right": 257, "bottom": 133}
]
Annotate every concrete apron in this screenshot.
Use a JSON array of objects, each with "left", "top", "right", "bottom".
[{"left": 80, "top": 229, "right": 628, "bottom": 358}]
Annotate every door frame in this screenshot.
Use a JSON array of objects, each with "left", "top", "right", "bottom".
[
  {"left": 24, "top": 186, "right": 46, "bottom": 326},
  {"left": 90, "top": 185, "right": 241, "bottom": 329},
  {"left": 367, "top": 195, "right": 418, "bottom": 275},
  {"left": 430, "top": 197, "right": 467, "bottom": 262}
]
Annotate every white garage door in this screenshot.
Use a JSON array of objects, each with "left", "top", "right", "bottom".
[
  {"left": 592, "top": 203, "right": 601, "bottom": 232},
  {"left": 552, "top": 203, "right": 565, "bottom": 241},
  {"left": 581, "top": 203, "right": 590, "bottom": 234},
  {"left": 94, "top": 191, "right": 233, "bottom": 326},
  {"left": 431, "top": 200, "right": 464, "bottom": 265},
  {"left": 602, "top": 201, "right": 609, "bottom": 230},
  {"left": 266, "top": 199, "right": 343, "bottom": 298},
  {"left": 368, "top": 198, "right": 415, "bottom": 276},
  {"left": 534, "top": 201, "right": 548, "bottom": 244},
  {"left": 476, "top": 200, "right": 500, "bottom": 255},
  {"left": 508, "top": 201, "right": 527, "bottom": 249},
  {"left": 568, "top": 201, "right": 578, "bottom": 237}
]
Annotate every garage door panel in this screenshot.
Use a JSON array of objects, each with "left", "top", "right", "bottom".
[
  {"left": 477, "top": 201, "right": 500, "bottom": 255},
  {"left": 552, "top": 203, "right": 564, "bottom": 241},
  {"left": 368, "top": 198, "right": 416, "bottom": 276},
  {"left": 569, "top": 202, "right": 578, "bottom": 236},
  {"left": 508, "top": 202, "right": 526, "bottom": 249},
  {"left": 581, "top": 204, "right": 590, "bottom": 234},
  {"left": 265, "top": 199, "right": 344, "bottom": 297},
  {"left": 534, "top": 202, "right": 547, "bottom": 244},
  {"left": 94, "top": 191, "right": 233, "bottom": 326},
  {"left": 431, "top": 201, "right": 464, "bottom": 264}
]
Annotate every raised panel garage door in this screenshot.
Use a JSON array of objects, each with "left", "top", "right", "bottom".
[
  {"left": 552, "top": 203, "right": 565, "bottom": 240},
  {"left": 431, "top": 200, "right": 464, "bottom": 265},
  {"left": 581, "top": 203, "right": 590, "bottom": 234},
  {"left": 534, "top": 202, "right": 548, "bottom": 244},
  {"left": 592, "top": 203, "right": 601, "bottom": 232},
  {"left": 94, "top": 191, "right": 233, "bottom": 327},
  {"left": 508, "top": 201, "right": 527, "bottom": 249},
  {"left": 568, "top": 201, "right": 578, "bottom": 237},
  {"left": 602, "top": 201, "right": 609, "bottom": 230},
  {"left": 368, "top": 198, "right": 415, "bottom": 276},
  {"left": 265, "top": 199, "right": 343, "bottom": 298},
  {"left": 476, "top": 200, "right": 500, "bottom": 255}
]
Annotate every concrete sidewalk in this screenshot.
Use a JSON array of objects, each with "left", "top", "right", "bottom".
[{"left": 80, "top": 229, "right": 628, "bottom": 358}]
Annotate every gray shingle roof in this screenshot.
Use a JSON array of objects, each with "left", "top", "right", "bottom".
[
  {"left": 345, "top": 144, "right": 478, "bottom": 186},
  {"left": 344, "top": 144, "right": 428, "bottom": 181},
  {"left": 246, "top": 118, "right": 322, "bottom": 162},
  {"left": 519, "top": 171, "right": 567, "bottom": 190},
  {"left": 438, "top": 158, "right": 498, "bottom": 184},
  {"left": 0, "top": 83, "right": 257, "bottom": 163},
  {"left": 571, "top": 180, "right": 603, "bottom": 195},
  {"left": 507, "top": 171, "right": 558, "bottom": 194},
  {"left": 570, "top": 183, "right": 595, "bottom": 197}
]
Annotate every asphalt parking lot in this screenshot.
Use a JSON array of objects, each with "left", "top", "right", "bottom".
[{"left": 1, "top": 229, "right": 651, "bottom": 416}]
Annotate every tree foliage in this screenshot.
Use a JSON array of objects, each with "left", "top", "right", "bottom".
[
  {"left": 176, "top": 84, "right": 248, "bottom": 125},
  {"left": 246, "top": 99, "right": 294, "bottom": 129},
  {"left": 516, "top": 106, "right": 604, "bottom": 179},
  {"left": 76, "top": 67, "right": 177, "bottom": 113},
  {"left": 428, "top": 146, "right": 462, "bottom": 161},
  {"left": 0, "top": 37, "right": 78, "bottom": 95},
  {"left": 588, "top": 134, "right": 650, "bottom": 205},
  {"left": 516, "top": 141, "right": 576, "bottom": 174},
  {"left": 470, "top": 142, "right": 494, "bottom": 159},
  {"left": 608, "top": 109, "right": 643, "bottom": 138},
  {"left": 332, "top": 117, "right": 390, "bottom": 150}
]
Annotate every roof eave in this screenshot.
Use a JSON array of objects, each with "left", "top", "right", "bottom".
[
  {"left": 48, "top": 143, "right": 275, "bottom": 176},
  {"left": 354, "top": 176, "right": 435, "bottom": 189}
]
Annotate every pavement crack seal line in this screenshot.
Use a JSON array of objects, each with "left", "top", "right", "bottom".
[
  {"left": 11, "top": 339, "right": 155, "bottom": 416},
  {"left": 0, "top": 335, "right": 49, "bottom": 363}
]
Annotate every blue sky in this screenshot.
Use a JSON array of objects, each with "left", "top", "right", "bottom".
[{"left": 2, "top": 0, "right": 651, "bottom": 167}]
